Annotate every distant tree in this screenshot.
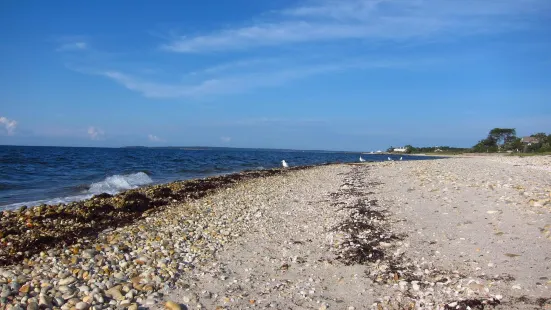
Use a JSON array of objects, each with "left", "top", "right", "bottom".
[
  {"left": 488, "top": 128, "right": 517, "bottom": 150},
  {"left": 471, "top": 129, "right": 550, "bottom": 153},
  {"left": 472, "top": 141, "right": 484, "bottom": 153},
  {"left": 526, "top": 143, "right": 541, "bottom": 153},
  {"left": 531, "top": 132, "right": 547, "bottom": 142},
  {"left": 472, "top": 136, "right": 498, "bottom": 153},
  {"left": 386, "top": 146, "right": 394, "bottom": 153},
  {"left": 404, "top": 145, "right": 415, "bottom": 154},
  {"left": 541, "top": 142, "right": 551, "bottom": 152},
  {"left": 506, "top": 137, "right": 523, "bottom": 152}
]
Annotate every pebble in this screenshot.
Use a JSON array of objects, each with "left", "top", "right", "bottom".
[
  {"left": 19, "top": 284, "right": 30, "bottom": 294},
  {"left": 1, "top": 287, "right": 11, "bottom": 298},
  {"left": 78, "top": 285, "right": 90, "bottom": 293},
  {"left": 105, "top": 287, "right": 124, "bottom": 301},
  {"left": 82, "top": 249, "right": 96, "bottom": 259},
  {"left": 26, "top": 302, "right": 38, "bottom": 310},
  {"left": 58, "top": 285, "right": 72, "bottom": 293},
  {"left": 39, "top": 294, "right": 53, "bottom": 308},
  {"left": 128, "top": 304, "right": 138, "bottom": 310},
  {"left": 54, "top": 296, "right": 65, "bottom": 306},
  {"left": 165, "top": 301, "right": 182, "bottom": 310},
  {"left": 59, "top": 277, "right": 76, "bottom": 286},
  {"left": 75, "top": 302, "right": 90, "bottom": 310}
]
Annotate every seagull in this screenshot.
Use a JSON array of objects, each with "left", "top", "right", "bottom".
[
  {"left": 281, "top": 160, "right": 289, "bottom": 168},
  {"left": 359, "top": 156, "right": 366, "bottom": 162},
  {"left": 388, "top": 157, "right": 393, "bottom": 161},
  {"left": 400, "top": 157, "right": 403, "bottom": 161}
]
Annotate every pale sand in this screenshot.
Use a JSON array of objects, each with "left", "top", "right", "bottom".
[{"left": 158, "top": 156, "right": 551, "bottom": 309}]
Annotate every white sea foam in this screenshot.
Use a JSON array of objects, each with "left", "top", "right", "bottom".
[
  {"left": 87, "top": 172, "right": 152, "bottom": 195},
  {"left": 0, "top": 172, "right": 153, "bottom": 211}
]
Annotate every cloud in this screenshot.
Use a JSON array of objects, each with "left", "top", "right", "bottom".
[
  {"left": 64, "top": 0, "right": 548, "bottom": 99},
  {"left": 96, "top": 58, "right": 412, "bottom": 98},
  {"left": 162, "top": 0, "right": 549, "bottom": 53},
  {"left": 100, "top": 71, "right": 226, "bottom": 98},
  {"left": 87, "top": 126, "right": 105, "bottom": 140},
  {"left": 57, "top": 41, "right": 88, "bottom": 52},
  {"left": 220, "top": 136, "right": 231, "bottom": 143},
  {"left": 186, "top": 58, "right": 281, "bottom": 76},
  {"left": 0, "top": 116, "right": 17, "bottom": 135},
  {"left": 148, "top": 134, "right": 163, "bottom": 142}
]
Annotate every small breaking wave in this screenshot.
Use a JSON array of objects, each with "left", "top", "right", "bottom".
[
  {"left": 87, "top": 172, "right": 153, "bottom": 195},
  {"left": 0, "top": 172, "right": 153, "bottom": 211}
]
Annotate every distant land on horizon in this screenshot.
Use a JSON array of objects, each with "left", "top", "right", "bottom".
[
  {"left": 1, "top": 144, "right": 468, "bottom": 154},
  {"left": 1, "top": 144, "right": 372, "bottom": 153},
  {"left": 121, "top": 145, "right": 361, "bottom": 154}
]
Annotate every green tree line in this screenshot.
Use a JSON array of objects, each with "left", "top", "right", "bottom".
[
  {"left": 472, "top": 128, "right": 551, "bottom": 153},
  {"left": 388, "top": 128, "right": 551, "bottom": 154}
]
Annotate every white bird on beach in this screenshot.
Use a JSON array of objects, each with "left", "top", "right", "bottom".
[
  {"left": 359, "top": 156, "right": 366, "bottom": 162},
  {"left": 388, "top": 157, "right": 393, "bottom": 161},
  {"left": 281, "top": 160, "right": 289, "bottom": 168},
  {"left": 400, "top": 157, "right": 403, "bottom": 161}
]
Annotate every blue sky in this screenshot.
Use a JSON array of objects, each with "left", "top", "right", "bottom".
[{"left": 1, "top": 0, "right": 550, "bottom": 151}]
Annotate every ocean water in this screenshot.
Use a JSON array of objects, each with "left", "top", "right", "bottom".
[{"left": 0, "top": 146, "right": 437, "bottom": 210}]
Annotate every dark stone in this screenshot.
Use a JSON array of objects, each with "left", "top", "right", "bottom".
[
  {"left": 116, "top": 192, "right": 151, "bottom": 212},
  {"left": 150, "top": 187, "right": 173, "bottom": 199},
  {"left": 94, "top": 193, "right": 113, "bottom": 199}
]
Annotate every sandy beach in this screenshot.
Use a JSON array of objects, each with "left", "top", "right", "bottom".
[{"left": 1, "top": 156, "right": 550, "bottom": 310}]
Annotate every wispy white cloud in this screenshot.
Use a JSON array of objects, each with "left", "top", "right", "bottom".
[
  {"left": 186, "top": 58, "right": 281, "bottom": 76},
  {"left": 220, "top": 136, "right": 231, "bottom": 143},
  {"left": 96, "top": 57, "right": 411, "bottom": 98},
  {"left": 148, "top": 134, "right": 163, "bottom": 142},
  {"left": 283, "top": 0, "right": 546, "bottom": 19},
  {"left": 162, "top": 0, "right": 549, "bottom": 53},
  {"left": 87, "top": 126, "right": 105, "bottom": 140},
  {"left": 63, "top": 0, "right": 549, "bottom": 99},
  {"left": 100, "top": 71, "right": 229, "bottom": 98},
  {"left": 0, "top": 116, "right": 17, "bottom": 135},
  {"left": 57, "top": 41, "right": 88, "bottom": 52}
]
